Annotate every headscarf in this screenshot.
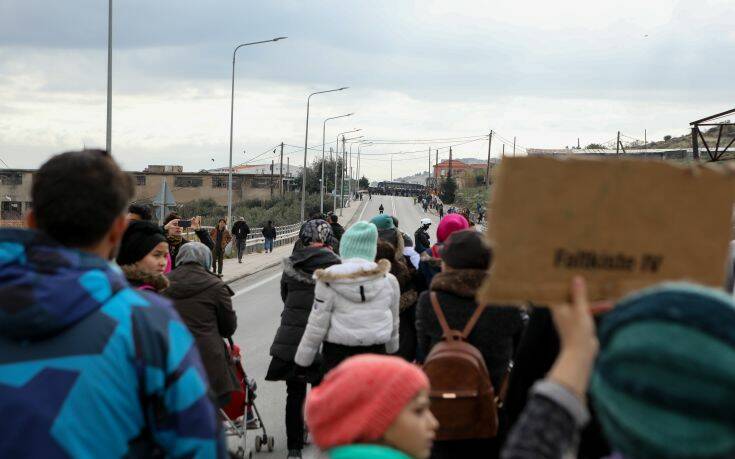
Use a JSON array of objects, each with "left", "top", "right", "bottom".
[
  {"left": 175, "top": 242, "right": 212, "bottom": 270},
  {"left": 299, "top": 219, "right": 334, "bottom": 246}
]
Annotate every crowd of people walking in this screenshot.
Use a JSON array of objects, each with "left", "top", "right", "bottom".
[{"left": 4, "top": 148, "right": 735, "bottom": 459}]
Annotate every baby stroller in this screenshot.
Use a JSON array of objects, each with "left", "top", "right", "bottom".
[{"left": 221, "top": 338, "right": 274, "bottom": 458}]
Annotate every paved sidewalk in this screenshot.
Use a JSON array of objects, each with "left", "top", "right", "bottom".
[{"left": 221, "top": 200, "right": 367, "bottom": 285}]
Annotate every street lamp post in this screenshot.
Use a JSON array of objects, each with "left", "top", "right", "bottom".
[
  {"left": 301, "top": 87, "right": 349, "bottom": 221},
  {"left": 321, "top": 113, "right": 353, "bottom": 213},
  {"left": 334, "top": 129, "right": 361, "bottom": 211},
  {"left": 227, "top": 37, "right": 287, "bottom": 228},
  {"left": 346, "top": 138, "right": 363, "bottom": 207},
  {"left": 106, "top": 0, "right": 112, "bottom": 153},
  {"left": 341, "top": 135, "right": 363, "bottom": 216}
]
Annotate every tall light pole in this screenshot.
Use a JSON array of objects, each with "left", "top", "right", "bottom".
[
  {"left": 347, "top": 137, "right": 363, "bottom": 204},
  {"left": 321, "top": 113, "right": 353, "bottom": 213},
  {"left": 334, "top": 129, "right": 361, "bottom": 211},
  {"left": 106, "top": 0, "right": 112, "bottom": 153},
  {"left": 301, "top": 87, "right": 349, "bottom": 221},
  {"left": 227, "top": 36, "right": 287, "bottom": 227}
]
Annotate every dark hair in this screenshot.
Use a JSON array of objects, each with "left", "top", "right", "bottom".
[
  {"left": 391, "top": 216, "right": 399, "bottom": 228},
  {"left": 128, "top": 203, "right": 152, "bottom": 221},
  {"left": 218, "top": 218, "right": 226, "bottom": 224},
  {"left": 32, "top": 149, "right": 134, "bottom": 247},
  {"left": 163, "top": 212, "right": 180, "bottom": 226},
  {"left": 329, "top": 214, "right": 338, "bottom": 223}
]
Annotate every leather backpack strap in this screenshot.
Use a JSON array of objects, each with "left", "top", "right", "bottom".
[
  {"left": 461, "top": 303, "right": 488, "bottom": 339},
  {"left": 495, "top": 361, "right": 514, "bottom": 408},
  {"left": 430, "top": 292, "right": 456, "bottom": 339}
]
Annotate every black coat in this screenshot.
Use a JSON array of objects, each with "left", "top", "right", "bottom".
[
  {"left": 265, "top": 246, "right": 340, "bottom": 383},
  {"left": 262, "top": 225, "right": 277, "bottom": 239},
  {"left": 232, "top": 221, "right": 250, "bottom": 240},
  {"left": 330, "top": 222, "right": 345, "bottom": 241},
  {"left": 164, "top": 262, "right": 239, "bottom": 398},
  {"left": 416, "top": 269, "right": 525, "bottom": 389},
  {"left": 414, "top": 227, "right": 431, "bottom": 253}
]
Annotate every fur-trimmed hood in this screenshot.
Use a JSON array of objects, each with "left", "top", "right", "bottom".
[
  {"left": 314, "top": 258, "right": 392, "bottom": 303},
  {"left": 430, "top": 269, "right": 487, "bottom": 299},
  {"left": 282, "top": 246, "right": 341, "bottom": 286},
  {"left": 121, "top": 265, "right": 169, "bottom": 292}
]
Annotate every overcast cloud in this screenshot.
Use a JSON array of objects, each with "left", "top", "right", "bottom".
[{"left": 1, "top": 0, "right": 733, "bottom": 179}]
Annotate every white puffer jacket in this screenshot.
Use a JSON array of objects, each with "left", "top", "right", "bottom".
[{"left": 294, "top": 258, "right": 401, "bottom": 367}]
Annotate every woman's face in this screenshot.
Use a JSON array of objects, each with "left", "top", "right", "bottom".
[
  {"left": 382, "top": 390, "right": 438, "bottom": 459},
  {"left": 135, "top": 242, "right": 169, "bottom": 275}
]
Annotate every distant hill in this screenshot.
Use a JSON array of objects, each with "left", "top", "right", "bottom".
[
  {"left": 393, "top": 157, "right": 489, "bottom": 184},
  {"left": 642, "top": 124, "right": 735, "bottom": 150}
]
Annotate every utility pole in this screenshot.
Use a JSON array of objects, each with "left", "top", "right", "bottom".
[
  {"left": 486, "top": 131, "right": 493, "bottom": 186},
  {"left": 279, "top": 142, "right": 284, "bottom": 196},
  {"left": 502, "top": 144, "right": 505, "bottom": 157},
  {"left": 340, "top": 135, "right": 346, "bottom": 216},
  {"left": 270, "top": 159, "right": 274, "bottom": 198},
  {"left": 616, "top": 131, "right": 621, "bottom": 155},
  {"left": 390, "top": 154, "right": 393, "bottom": 181},
  {"left": 333, "top": 144, "right": 339, "bottom": 211},
  {"left": 287, "top": 157, "right": 290, "bottom": 193},
  {"left": 448, "top": 147, "right": 453, "bottom": 178},
  {"left": 428, "top": 147, "right": 432, "bottom": 181},
  {"left": 513, "top": 137, "right": 516, "bottom": 157},
  {"left": 577, "top": 138, "right": 580, "bottom": 149},
  {"left": 106, "top": 0, "right": 112, "bottom": 153}
]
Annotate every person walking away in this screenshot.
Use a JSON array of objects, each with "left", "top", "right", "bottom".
[
  {"left": 416, "top": 230, "right": 524, "bottom": 458},
  {"left": 295, "top": 221, "right": 400, "bottom": 373},
  {"left": 116, "top": 220, "right": 170, "bottom": 293},
  {"left": 305, "top": 355, "right": 438, "bottom": 459},
  {"left": 163, "top": 213, "right": 214, "bottom": 269},
  {"left": 164, "top": 242, "right": 239, "bottom": 408},
  {"left": 414, "top": 218, "right": 432, "bottom": 254},
  {"left": 379, "top": 204, "right": 385, "bottom": 214},
  {"left": 376, "top": 240, "right": 420, "bottom": 362},
  {"left": 209, "top": 218, "right": 231, "bottom": 277},
  {"left": 438, "top": 203, "right": 444, "bottom": 219},
  {"left": 266, "top": 219, "right": 341, "bottom": 459},
  {"left": 262, "top": 220, "right": 277, "bottom": 253},
  {"left": 0, "top": 150, "right": 223, "bottom": 458},
  {"left": 232, "top": 216, "right": 250, "bottom": 263},
  {"left": 418, "top": 214, "right": 469, "bottom": 286},
  {"left": 327, "top": 213, "right": 345, "bottom": 241}
]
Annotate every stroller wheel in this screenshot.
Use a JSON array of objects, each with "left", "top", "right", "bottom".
[
  {"left": 267, "top": 435, "right": 275, "bottom": 452},
  {"left": 254, "top": 435, "right": 263, "bottom": 453}
]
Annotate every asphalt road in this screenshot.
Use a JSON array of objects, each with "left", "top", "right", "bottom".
[{"left": 227, "top": 196, "right": 439, "bottom": 458}]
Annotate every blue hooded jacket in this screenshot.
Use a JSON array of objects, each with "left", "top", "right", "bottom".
[{"left": 0, "top": 229, "right": 225, "bottom": 458}]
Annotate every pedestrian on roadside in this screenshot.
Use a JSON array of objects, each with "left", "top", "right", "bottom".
[
  {"left": 0, "top": 150, "right": 223, "bottom": 458},
  {"left": 116, "top": 220, "right": 170, "bottom": 293},
  {"left": 328, "top": 212, "right": 345, "bottom": 241},
  {"left": 262, "top": 220, "right": 277, "bottom": 253},
  {"left": 164, "top": 242, "right": 239, "bottom": 408},
  {"left": 266, "top": 219, "right": 341, "bottom": 459},
  {"left": 438, "top": 203, "right": 444, "bottom": 219},
  {"left": 379, "top": 204, "right": 385, "bottom": 214},
  {"left": 163, "top": 213, "right": 214, "bottom": 269},
  {"left": 232, "top": 216, "right": 250, "bottom": 263},
  {"left": 305, "top": 354, "right": 438, "bottom": 459},
  {"left": 416, "top": 230, "right": 524, "bottom": 458},
  {"left": 295, "top": 221, "right": 400, "bottom": 373},
  {"left": 209, "top": 218, "right": 232, "bottom": 278}
]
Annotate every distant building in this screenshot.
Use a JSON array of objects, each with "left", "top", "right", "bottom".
[
  {"left": 526, "top": 148, "right": 690, "bottom": 161},
  {"left": 0, "top": 165, "right": 297, "bottom": 222},
  {"left": 432, "top": 159, "right": 497, "bottom": 189}
]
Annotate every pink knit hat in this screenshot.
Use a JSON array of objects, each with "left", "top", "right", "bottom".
[
  {"left": 305, "top": 354, "right": 430, "bottom": 450},
  {"left": 436, "top": 214, "right": 469, "bottom": 243}
]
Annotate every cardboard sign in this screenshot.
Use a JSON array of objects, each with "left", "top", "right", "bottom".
[{"left": 477, "top": 156, "right": 735, "bottom": 304}]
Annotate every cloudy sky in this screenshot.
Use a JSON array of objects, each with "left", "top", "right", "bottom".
[{"left": 2, "top": 0, "right": 733, "bottom": 180}]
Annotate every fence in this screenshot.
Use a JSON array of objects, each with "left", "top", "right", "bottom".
[{"left": 186, "top": 221, "right": 303, "bottom": 256}]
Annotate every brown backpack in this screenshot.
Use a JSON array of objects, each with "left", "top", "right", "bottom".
[{"left": 423, "top": 292, "right": 505, "bottom": 441}]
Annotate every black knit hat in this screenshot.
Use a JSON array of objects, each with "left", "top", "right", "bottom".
[
  {"left": 116, "top": 220, "right": 167, "bottom": 266},
  {"left": 441, "top": 230, "right": 491, "bottom": 270}
]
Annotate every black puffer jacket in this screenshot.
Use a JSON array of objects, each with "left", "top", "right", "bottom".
[
  {"left": 416, "top": 269, "right": 525, "bottom": 389},
  {"left": 265, "top": 245, "right": 340, "bottom": 383}
]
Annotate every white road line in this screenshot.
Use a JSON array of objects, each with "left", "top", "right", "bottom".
[
  {"left": 391, "top": 195, "right": 396, "bottom": 215},
  {"left": 232, "top": 271, "right": 283, "bottom": 298},
  {"left": 357, "top": 198, "right": 369, "bottom": 222}
]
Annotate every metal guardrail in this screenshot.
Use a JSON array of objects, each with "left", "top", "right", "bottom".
[{"left": 185, "top": 221, "right": 303, "bottom": 255}]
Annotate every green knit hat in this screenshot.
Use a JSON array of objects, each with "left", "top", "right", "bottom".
[
  {"left": 591, "top": 282, "right": 735, "bottom": 459},
  {"left": 340, "top": 222, "right": 378, "bottom": 261},
  {"left": 370, "top": 214, "right": 395, "bottom": 230}
]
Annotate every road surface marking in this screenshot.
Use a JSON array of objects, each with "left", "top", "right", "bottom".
[
  {"left": 391, "top": 195, "right": 396, "bottom": 215},
  {"left": 357, "top": 197, "right": 369, "bottom": 222},
  {"left": 232, "top": 271, "right": 283, "bottom": 298}
]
